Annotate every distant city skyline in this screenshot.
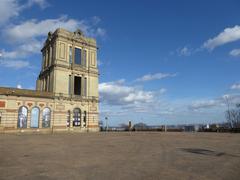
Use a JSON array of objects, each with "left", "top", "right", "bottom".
[{"left": 0, "top": 0, "right": 240, "bottom": 126}]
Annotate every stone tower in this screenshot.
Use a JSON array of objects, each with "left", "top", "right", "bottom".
[
  {"left": 36, "top": 28, "right": 99, "bottom": 130},
  {"left": 36, "top": 28, "right": 98, "bottom": 97},
  {"left": 0, "top": 28, "right": 99, "bottom": 132}
]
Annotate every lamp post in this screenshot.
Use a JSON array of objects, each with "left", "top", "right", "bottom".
[{"left": 105, "top": 117, "right": 108, "bottom": 131}]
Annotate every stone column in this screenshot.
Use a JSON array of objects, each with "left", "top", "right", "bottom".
[
  {"left": 43, "top": 79, "right": 45, "bottom": 91},
  {"left": 42, "top": 53, "right": 45, "bottom": 70},
  {"left": 81, "top": 75, "right": 84, "bottom": 97},
  {"left": 46, "top": 76, "right": 48, "bottom": 92},
  {"left": 40, "top": 79, "right": 43, "bottom": 91},
  {"left": 47, "top": 75, "right": 50, "bottom": 92},
  {"left": 49, "top": 46, "right": 52, "bottom": 66},
  {"left": 45, "top": 49, "right": 48, "bottom": 68},
  {"left": 71, "top": 74, "right": 74, "bottom": 96},
  {"left": 27, "top": 109, "right": 31, "bottom": 128},
  {"left": 81, "top": 111, "right": 84, "bottom": 128}
]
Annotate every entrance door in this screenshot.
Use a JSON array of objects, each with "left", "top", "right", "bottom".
[{"left": 73, "top": 108, "right": 81, "bottom": 126}]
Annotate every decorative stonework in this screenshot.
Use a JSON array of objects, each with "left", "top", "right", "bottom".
[
  {"left": 56, "top": 104, "right": 65, "bottom": 110},
  {"left": 74, "top": 29, "right": 84, "bottom": 38},
  {"left": 39, "top": 103, "right": 45, "bottom": 108},
  {"left": 90, "top": 106, "right": 97, "bottom": 111},
  {"left": 27, "top": 102, "right": 33, "bottom": 107},
  {"left": 0, "top": 101, "right": 5, "bottom": 108}
]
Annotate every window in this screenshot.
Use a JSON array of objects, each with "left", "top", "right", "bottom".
[
  {"left": 18, "top": 106, "right": 28, "bottom": 128},
  {"left": 30, "top": 107, "right": 39, "bottom": 128},
  {"left": 91, "top": 52, "right": 95, "bottom": 66},
  {"left": 42, "top": 108, "right": 51, "bottom": 128},
  {"left": 74, "top": 48, "right": 81, "bottom": 65},
  {"left": 69, "top": 46, "right": 72, "bottom": 64},
  {"left": 73, "top": 108, "right": 81, "bottom": 126},
  {"left": 74, "top": 76, "right": 81, "bottom": 95},
  {"left": 82, "top": 50, "right": 87, "bottom": 66}
]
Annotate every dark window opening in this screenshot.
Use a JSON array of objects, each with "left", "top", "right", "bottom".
[
  {"left": 83, "top": 111, "right": 87, "bottom": 127},
  {"left": 74, "top": 76, "right": 81, "bottom": 95},
  {"left": 74, "top": 48, "right": 81, "bottom": 65}
]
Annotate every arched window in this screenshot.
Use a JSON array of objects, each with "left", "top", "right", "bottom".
[
  {"left": 73, "top": 108, "right": 81, "bottom": 126},
  {"left": 18, "top": 106, "right": 28, "bottom": 128},
  {"left": 42, "top": 108, "right": 51, "bottom": 128},
  {"left": 30, "top": 107, "right": 39, "bottom": 128}
]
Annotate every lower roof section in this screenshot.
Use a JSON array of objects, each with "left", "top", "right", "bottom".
[{"left": 0, "top": 87, "right": 54, "bottom": 99}]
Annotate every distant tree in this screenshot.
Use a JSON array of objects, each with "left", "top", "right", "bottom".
[
  {"left": 225, "top": 103, "right": 240, "bottom": 128},
  {"left": 119, "top": 123, "right": 129, "bottom": 131},
  {"left": 133, "top": 122, "right": 148, "bottom": 131}
]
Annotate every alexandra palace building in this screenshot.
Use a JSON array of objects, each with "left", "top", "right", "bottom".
[{"left": 0, "top": 28, "right": 99, "bottom": 133}]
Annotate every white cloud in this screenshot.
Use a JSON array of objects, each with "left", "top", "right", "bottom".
[
  {"left": 189, "top": 100, "right": 220, "bottom": 110},
  {"left": 3, "top": 16, "right": 80, "bottom": 43},
  {"left": 189, "top": 94, "right": 240, "bottom": 110},
  {"left": 231, "top": 83, "right": 240, "bottom": 90},
  {"left": 177, "top": 46, "right": 192, "bottom": 56},
  {"left": 1, "top": 15, "right": 106, "bottom": 67},
  {"left": 96, "top": 28, "right": 106, "bottom": 37},
  {"left": 229, "top": 48, "right": 240, "bottom": 57},
  {"left": 3, "top": 15, "right": 106, "bottom": 44},
  {"left": 136, "top": 72, "right": 176, "bottom": 82},
  {"left": 1, "top": 40, "right": 42, "bottom": 59},
  {"left": 16, "top": 84, "right": 22, "bottom": 89},
  {"left": 0, "top": 0, "right": 49, "bottom": 25},
  {"left": 203, "top": 25, "right": 240, "bottom": 50},
  {"left": 0, "top": 59, "right": 29, "bottom": 69},
  {"left": 0, "top": 0, "right": 21, "bottom": 24},
  {"left": 26, "top": 0, "right": 49, "bottom": 9},
  {"left": 99, "top": 80, "right": 155, "bottom": 106}
]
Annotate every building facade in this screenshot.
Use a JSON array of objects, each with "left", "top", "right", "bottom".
[{"left": 0, "top": 28, "right": 99, "bottom": 133}]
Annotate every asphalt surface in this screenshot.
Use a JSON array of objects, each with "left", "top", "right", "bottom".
[{"left": 0, "top": 132, "right": 240, "bottom": 180}]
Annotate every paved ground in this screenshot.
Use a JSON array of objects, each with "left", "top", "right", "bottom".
[{"left": 0, "top": 132, "right": 240, "bottom": 180}]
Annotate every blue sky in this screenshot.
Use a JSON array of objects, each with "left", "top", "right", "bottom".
[{"left": 0, "top": 0, "right": 240, "bottom": 126}]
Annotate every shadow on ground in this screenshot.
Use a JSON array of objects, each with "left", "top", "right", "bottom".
[{"left": 180, "top": 148, "right": 239, "bottom": 157}]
